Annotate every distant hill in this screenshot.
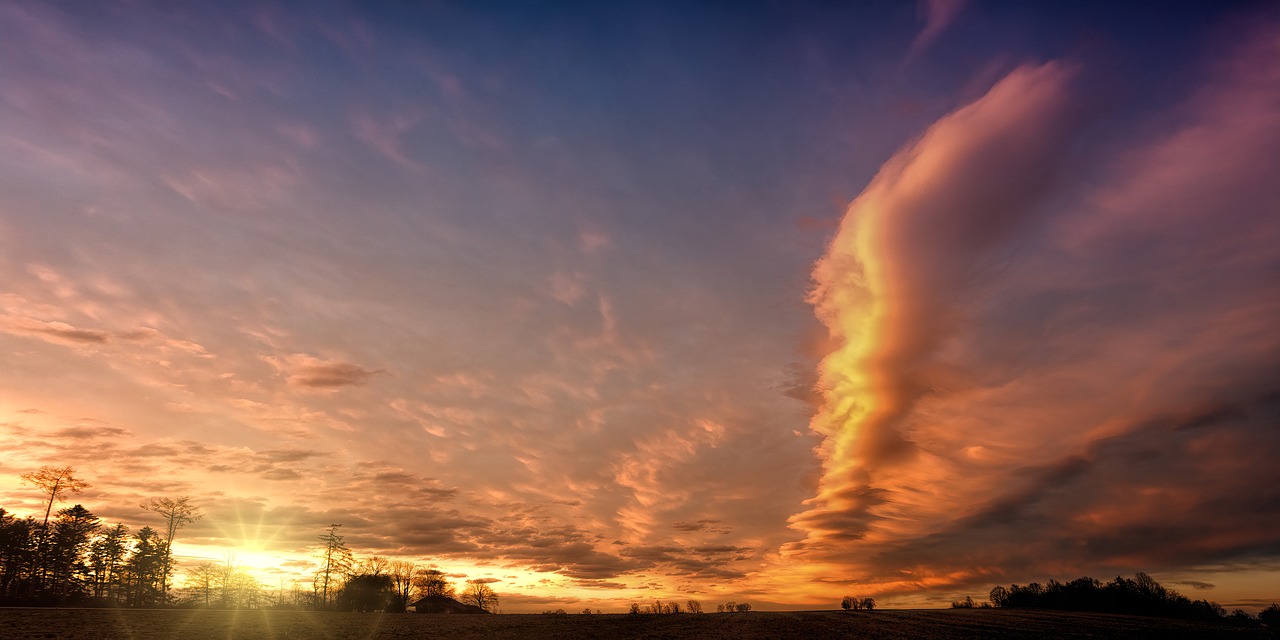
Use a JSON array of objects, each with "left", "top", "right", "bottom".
[{"left": 408, "top": 595, "right": 489, "bottom": 614}]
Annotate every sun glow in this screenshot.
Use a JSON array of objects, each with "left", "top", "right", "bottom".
[{"left": 178, "top": 545, "right": 306, "bottom": 576}]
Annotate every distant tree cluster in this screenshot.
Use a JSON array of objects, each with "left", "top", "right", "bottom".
[
  {"left": 643, "top": 599, "right": 682, "bottom": 614},
  {"left": 320, "top": 552, "right": 497, "bottom": 613},
  {"left": 715, "top": 600, "right": 751, "bottom": 612},
  {"left": 950, "top": 595, "right": 985, "bottom": 609},
  {"left": 626, "top": 598, "right": 705, "bottom": 614},
  {"left": 539, "top": 607, "right": 602, "bottom": 614},
  {"left": 967, "top": 572, "right": 1258, "bottom": 624},
  {"left": 1, "top": 467, "right": 201, "bottom": 607},
  {"left": 841, "top": 595, "right": 875, "bottom": 611},
  {"left": 184, "top": 558, "right": 264, "bottom": 608}
]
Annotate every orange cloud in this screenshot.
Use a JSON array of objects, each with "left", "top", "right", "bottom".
[
  {"left": 792, "top": 60, "right": 1080, "bottom": 555},
  {"left": 776, "top": 24, "right": 1280, "bottom": 605}
]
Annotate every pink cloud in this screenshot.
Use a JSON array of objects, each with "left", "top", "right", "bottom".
[
  {"left": 0, "top": 316, "right": 109, "bottom": 345},
  {"left": 908, "top": 0, "right": 966, "bottom": 58},
  {"left": 782, "top": 24, "right": 1280, "bottom": 603}
]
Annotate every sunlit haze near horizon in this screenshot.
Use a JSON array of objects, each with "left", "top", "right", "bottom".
[{"left": 2, "top": 0, "right": 1278, "bottom": 613}]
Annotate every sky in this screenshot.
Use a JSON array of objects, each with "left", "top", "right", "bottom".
[{"left": 1, "top": 0, "right": 1278, "bottom": 613}]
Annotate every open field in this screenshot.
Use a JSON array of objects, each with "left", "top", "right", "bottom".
[{"left": 0, "top": 608, "right": 1272, "bottom": 640}]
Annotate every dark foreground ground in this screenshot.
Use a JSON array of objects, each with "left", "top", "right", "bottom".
[{"left": 0, "top": 607, "right": 1272, "bottom": 640}]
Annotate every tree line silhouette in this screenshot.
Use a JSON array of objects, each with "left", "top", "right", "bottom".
[
  {"left": 620, "top": 599, "right": 759, "bottom": 614},
  {"left": 954, "top": 571, "right": 1278, "bottom": 626},
  {"left": 1, "top": 466, "right": 500, "bottom": 612},
  {"left": 0, "top": 466, "right": 202, "bottom": 606}
]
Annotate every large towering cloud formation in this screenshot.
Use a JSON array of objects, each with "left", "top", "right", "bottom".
[{"left": 787, "top": 29, "right": 1280, "bottom": 601}]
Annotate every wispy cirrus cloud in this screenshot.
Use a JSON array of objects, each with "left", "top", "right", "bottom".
[
  {"left": 908, "top": 0, "right": 966, "bottom": 58},
  {"left": 0, "top": 316, "right": 109, "bottom": 344}
]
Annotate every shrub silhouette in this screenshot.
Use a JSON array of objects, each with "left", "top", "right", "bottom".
[
  {"left": 337, "top": 574, "right": 394, "bottom": 612},
  {"left": 1259, "top": 603, "right": 1279, "bottom": 626}
]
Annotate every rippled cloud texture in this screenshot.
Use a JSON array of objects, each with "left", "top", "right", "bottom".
[
  {"left": 1, "top": 0, "right": 1277, "bottom": 611},
  {"left": 785, "top": 22, "right": 1280, "bottom": 606}
]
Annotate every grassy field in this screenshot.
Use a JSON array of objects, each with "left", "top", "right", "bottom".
[{"left": 0, "top": 607, "right": 1271, "bottom": 639}]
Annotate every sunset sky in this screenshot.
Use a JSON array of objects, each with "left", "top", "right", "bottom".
[{"left": 2, "top": 0, "right": 1278, "bottom": 612}]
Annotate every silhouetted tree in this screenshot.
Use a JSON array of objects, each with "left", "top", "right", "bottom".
[
  {"left": 123, "top": 527, "right": 166, "bottom": 606},
  {"left": 687, "top": 599, "right": 703, "bottom": 613},
  {"left": 21, "top": 467, "right": 90, "bottom": 529},
  {"left": 227, "top": 570, "right": 262, "bottom": 609},
  {"left": 211, "top": 556, "right": 261, "bottom": 609},
  {"left": 388, "top": 560, "right": 416, "bottom": 611},
  {"left": 316, "top": 524, "right": 351, "bottom": 609},
  {"left": 1228, "top": 609, "right": 1253, "bottom": 624},
  {"left": 185, "top": 562, "right": 218, "bottom": 607},
  {"left": 45, "top": 505, "right": 99, "bottom": 601},
  {"left": 339, "top": 574, "right": 394, "bottom": 612},
  {"left": 461, "top": 582, "right": 498, "bottom": 612},
  {"left": 629, "top": 602, "right": 641, "bottom": 614},
  {"left": 842, "top": 595, "right": 875, "bottom": 611},
  {"left": 87, "top": 523, "right": 128, "bottom": 601},
  {"left": 19, "top": 468, "right": 91, "bottom": 595},
  {"left": 140, "top": 497, "right": 201, "bottom": 598},
  {"left": 1258, "top": 603, "right": 1279, "bottom": 626},
  {"left": 356, "top": 554, "right": 389, "bottom": 576},
  {"left": 0, "top": 508, "right": 37, "bottom": 600},
  {"left": 412, "top": 568, "right": 454, "bottom": 599},
  {"left": 989, "top": 585, "right": 1010, "bottom": 607},
  {"left": 736, "top": 602, "right": 752, "bottom": 612}
]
